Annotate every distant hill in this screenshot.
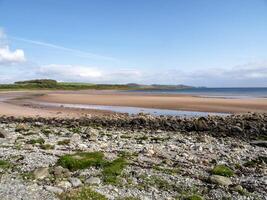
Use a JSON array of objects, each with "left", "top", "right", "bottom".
[{"left": 0, "top": 79, "right": 194, "bottom": 91}]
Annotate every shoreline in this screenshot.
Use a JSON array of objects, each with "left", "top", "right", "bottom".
[{"left": 1, "top": 90, "right": 267, "bottom": 118}]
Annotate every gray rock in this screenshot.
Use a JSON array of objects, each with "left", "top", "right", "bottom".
[
  {"left": 85, "top": 177, "right": 101, "bottom": 185},
  {"left": 0, "top": 128, "right": 8, "bottom": 138},
  {"left": 45, "top": 185, "right": 64, "bottom": 194},
  {"left": 53, "top": 166, "right": 71, "bottom": 178},
  {"left": 82, "top": 127, "right": 98, "bottom": 141},
  {"left": 57, "top": 181, "right": 72, "bottom": 190},
  {"left": 210, "top": 175, "right": 232, "bottom": 186},
  {"left": 34, "top": 167, "right": 50, "bottom": 180},
  {"left": 69, "top": 177, "right": 82, "bottom": 187}
]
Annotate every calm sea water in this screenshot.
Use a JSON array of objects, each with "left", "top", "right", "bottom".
[
  {"left": 35, "top": 102, "right": 228, "bottom": 117},
  {"left": 129, "top": 88, "right": 267, "bottom": 98}
]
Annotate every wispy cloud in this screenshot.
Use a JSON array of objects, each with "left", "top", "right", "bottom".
[{"left": 10, "top": 36, "right": 119, "bottom": 62}]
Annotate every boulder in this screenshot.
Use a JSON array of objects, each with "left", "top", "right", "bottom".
[
  {"left": 210, "top": 175, "right": 232, "bottom": 186},
  {"left": 34, "top": 167, "right": 49, "bottom": 180},
  {"left": 69, "top": 177, "right": 82, "bottom": 187},
  {"left": 194, "top": 117, "right": 209, "bottom": 131}
]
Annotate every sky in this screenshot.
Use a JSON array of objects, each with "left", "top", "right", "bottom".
[{"left": 0, "top": 0, "right": 267, "bottom": 87}]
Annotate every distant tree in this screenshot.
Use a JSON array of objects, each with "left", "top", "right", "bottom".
[{"left": 15, "top": 79, "right": 57, "bottom": 85}]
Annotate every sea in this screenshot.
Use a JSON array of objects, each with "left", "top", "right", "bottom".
[{"left": 127, "top": 87, "right": 267, "bottom": 99}]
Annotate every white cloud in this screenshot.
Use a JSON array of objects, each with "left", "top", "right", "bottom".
[
  {"left": 177, "top": 61, "right": 267, "bottom": 87},
  {"left": 0, "top": 46, "right": 26, "bottom": 64},
  {"left": 37, "top": 64, "right": 142, "bottom": 83},
  {"left": 39, "top": 64, "right": 102, "bottom": 78},
  {"left": 31, "top": 61, "right": 267, "bottom": 87},
  {"left": 0, "top": 29, "right": 26, "bottom": 65}
]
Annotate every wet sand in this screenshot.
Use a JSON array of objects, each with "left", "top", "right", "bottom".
[
  {"left": 35, "top": 90, "right": 267, "bottom": 114},
  {"left": 1, "top": 90, "right": 267, "bottom": 117}
]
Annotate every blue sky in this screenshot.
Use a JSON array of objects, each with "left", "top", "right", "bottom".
[{"left": 0, "top": 0, "right": 267, "bottom": 86}]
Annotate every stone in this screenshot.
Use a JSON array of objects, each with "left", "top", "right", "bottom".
[
  {"left": 210, "top": 175, "right": 232, "bottom": 186},
  {"left": 44, "top": 185, "right": 64, "bottom": 194},
  {"left": 53, "top": 166, "right": 71, "bottom": 178},
  {"left": 71, "top": 133, "right": 81, "bottom": 143},
  {"left": 231, "top": 126, "right": 243, "bottom": 133},
  {"left": 233, "top": 185, "right": 244, "bottom": 193},
  {"left": 34, "top": 167, "right": 50, "bottom": 180},
  {"left": 57, "top": 181, "right": 72, "bottom": 190},
  {"left": 69, "top": 177, "right": 82, "bottom": 187},
  {"left": 0, "top": 128, "right": 8, "bottom": 138},
  {"left": 82, "top": 128, "right": 98, "bottom": 141},
  {"left": 85, "top": 177, "right": 101, "bottom": 185},
  {"left": 15, "top": 124, "right": 29, "bottom": 132},
  {"left": 250, "top": 140, "right": 267, "bottom": 148},
  {"left": 194, "top": 117, "right": 208, "bottom": 131},
  {"left": 89, "top": 132, "right": 98, "bottom": 141}
]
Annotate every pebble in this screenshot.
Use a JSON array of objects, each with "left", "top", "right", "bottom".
[{"left": 85, "top": 177, "right": 101, "bottom": 185}]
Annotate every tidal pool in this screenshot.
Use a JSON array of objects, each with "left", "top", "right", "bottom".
[{"left": 36, "top": 102, "right": 229, "bottom": 117}]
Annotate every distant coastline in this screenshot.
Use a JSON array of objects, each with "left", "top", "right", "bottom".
[{"left": 128, "top": 87, "right": 267, "bottom": 99}]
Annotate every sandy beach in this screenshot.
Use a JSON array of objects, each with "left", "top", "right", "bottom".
[
  {"left": 1, "top": 90, "right": 267, "bottom": 117},
  {"left": 36, "top": 90, "right": 267, "bottom": 113}
]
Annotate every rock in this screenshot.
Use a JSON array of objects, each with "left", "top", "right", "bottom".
[
  {"left": 15, "top": 124, "right": 29, "bottom": 132},
  {"left": 0, "top": 128, "right": 8, "bottom": 138},
  {"left": 231, "top": 126, "right": 243, "bottom": 133},
  {"left": 210, "top": 175, "right": 232, "bottom": 186},
  {"left": 53, "top": 166, "right": 63, "bottom": 177},
  {"left": 44, "top": 185, "right": 64, "bottom": 194},
  {"left": 71, "top": 133, "right": 81, "bottom": 143},
  {"left": 250, "top": 140, "right": 267, "bottom": 148},
  {"left": 34, "top": 167, "right": 50, "bottom": 180},
  {"left": 85, "top": 177, "right": 101, "bottom": 185},
  {"left": 83, "top": 128, "right": 98, "bottom": 141},
  {"left": 53, "top": 166, "right": 71, "bottom": 178},
  {"left": 89, "top": 132, "right": 98, "bottom": 141},
  {"left": 194, "top": 117, "right": 208, "bottom": 131},
  {"left": 57, "top": 181, "right": 72, "bottom": 190},
  {"left": 233, "top": 185, "right": 244, "bottom": 193},
  {"left": 69, "top": 177, "right": 82, "bottom": 187},
  {"left": 197, "top": 135, "right": 209, "bottom": 143}
]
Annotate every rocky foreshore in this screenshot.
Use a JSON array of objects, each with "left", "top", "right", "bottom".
[{"left": 0, "top": 113, "right": 266, "bottom": 200}]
